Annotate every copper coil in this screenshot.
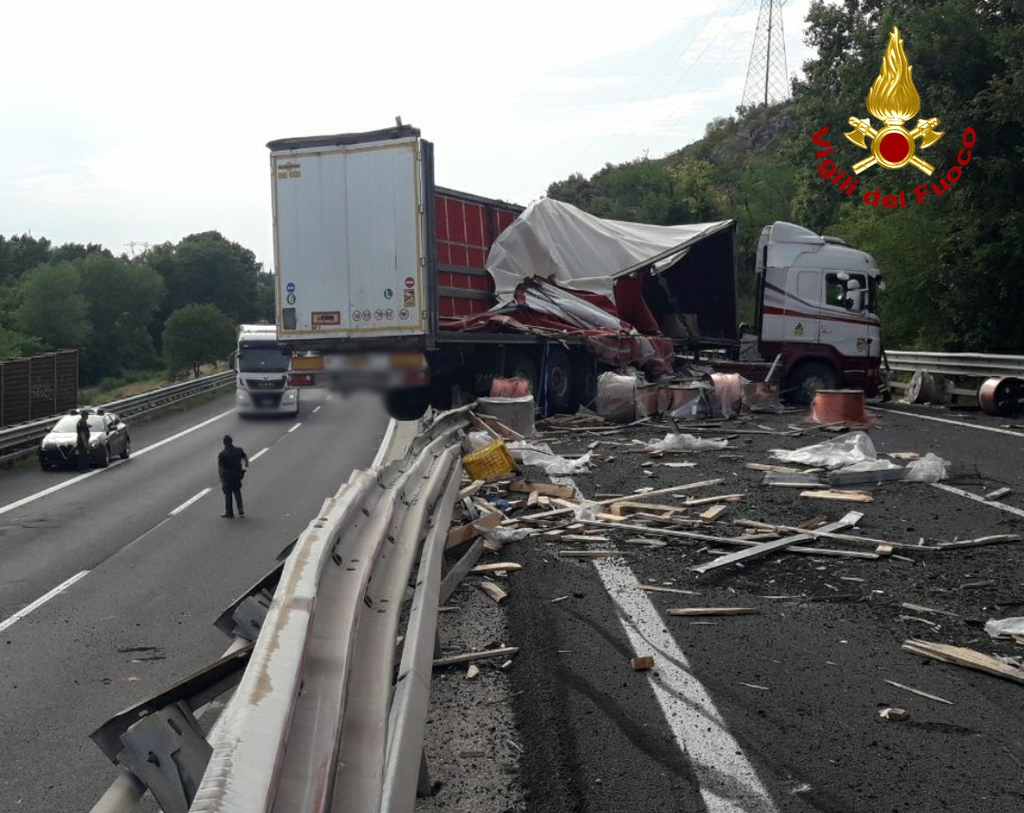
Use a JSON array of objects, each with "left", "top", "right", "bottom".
[
  {"left": 809, "top": 389, "right": 870, "bottom": 425},
  {"left": 978, "top": 376, "right": 1024, "bottom": 417}
]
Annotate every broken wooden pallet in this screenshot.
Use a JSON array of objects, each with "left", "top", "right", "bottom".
[{"left": 902, "top": 639, "right": 1024, "bottom": 686}]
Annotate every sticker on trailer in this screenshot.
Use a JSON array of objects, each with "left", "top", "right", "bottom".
[
  {"left": 384, "top": 309, "right": 394, "bottom": 320},
  {"left": 384, "top": 288, "right": 393, "bottom": 300},
  {"left": 399, "top": 309, "right": 410, "bottom": 320},
  {"left": 312, "top": 311, "right": 341, "bottom": 326},
  {"left": 404, "top": 277, "right": 415, "bottom": 289},
  {"left": 403, "top": 289, "right": 415, "bottom": 307},
  {"left": 352, "top": 310, "right": 362, "bottom": 322},
  {"left": 286, "top": 293, "right": 296, "bottom": 305},
  {"left": 793, "top": 322, "right": 804, "bottom": 336},
  {"left": 374, "top": 309, "right": 384, "bottom": 320},
  {"left": 286, "top": 282, "right": 296, "bottom": 294}
]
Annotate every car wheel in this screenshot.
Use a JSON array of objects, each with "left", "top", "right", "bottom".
[
  {"left": 39, "top": 457, "right": 52, "bottom": 471},
  {"left": 98, "top": 445, "right": 111, "bottom": 468},
  {"left": 120, "top": 436, "right": 131, "bottom": 459},
  {"left": 544, "top": 347, "right": 575, "bottom": 414},
  {"left": 786, "top": 361, "right": 838, "bottom": 406}
]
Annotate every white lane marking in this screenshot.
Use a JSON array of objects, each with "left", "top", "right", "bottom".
[
  {"left": 169, "top": 487, "right": 212, "bottom": 516},
  {"left": 595, "top": 561, "right": 778, "bottom": 813},
  {"left": 872, "top": 406, "right": 1024, "bottom": 438},
  {"left": 0, "top": 570, "right": 89, "bottom": 634},
  {"left": 931, "top": 483, "right": 1024, "bottom": 518},
  {"left": 313, "top": 406, "right": 322, "bottom": 414},
  {"left": 133, "top": 408, "right": 236, "bottom": 459},
  {"left": 250, "top": 448, "right": 269, "bottom": 463},
  {"left": 287, "top": 422, "right": 301, "bottom": 433},
  {"left": 548, "top": 462, "right": 777, "bottom": 812},
  {"left": 372, "top": 419, "right": 398, "bottom": 469},
  {"left": 326, "top": 394, "right": 333, "bottom": 401},
  {"left": 0, "top": 407, "right": 234, "bottom": 517}
]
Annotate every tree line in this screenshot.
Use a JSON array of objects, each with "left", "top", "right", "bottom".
[
  {"left": 0, "top": 231, "right": 274, "bottom": 383},
  {"left": 548, "top": 0, "right": 1024, "bottom": 352}
]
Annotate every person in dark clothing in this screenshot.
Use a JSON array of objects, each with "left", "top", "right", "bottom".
[
  {"left": 76, "top": 410, "right": 91, "bottom": 473},
  {"left": 217, "top": 434, "right": 249, "bottom": 518}
]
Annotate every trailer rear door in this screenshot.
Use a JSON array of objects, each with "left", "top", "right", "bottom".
[{"left": 270, "top": 129, "right": 434, "bottom": 345}]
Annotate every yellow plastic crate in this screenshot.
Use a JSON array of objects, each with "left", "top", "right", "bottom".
[{"left": 462, "top": 438, "right": 515, "bottom": 480}]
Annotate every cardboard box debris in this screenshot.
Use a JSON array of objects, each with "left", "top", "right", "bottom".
[{"left": 631, "top": 656, "right": 655, "bottom": 671}]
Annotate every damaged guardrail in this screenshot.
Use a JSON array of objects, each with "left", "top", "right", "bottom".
[
  {"left": 885, "top": 350, "right": 1024, "bottom": 405},
  {"left": 88, "top": 407, "right": 469, "bottom": 813},
  {"left": 0, "top": 370, "right": 236, "bottom": 465}
]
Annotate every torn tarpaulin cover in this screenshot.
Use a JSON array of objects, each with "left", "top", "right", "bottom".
[{"left": 440, "top": 278, "right": 675, "bottom": 375}]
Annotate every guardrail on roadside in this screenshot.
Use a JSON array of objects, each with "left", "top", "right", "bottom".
[
  {"left": 89, "top": 407, "right": 470, "bottom": 813},
  {"left": 0, "top": 370, "right": 236, "bottom": 465},
  {"left": 885, "top": 350, "right": 1024, "bottom": 404}
]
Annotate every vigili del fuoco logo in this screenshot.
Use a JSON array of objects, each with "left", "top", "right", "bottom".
[{"left": 811, "top": 27, "right": 975, "bottom": 208}]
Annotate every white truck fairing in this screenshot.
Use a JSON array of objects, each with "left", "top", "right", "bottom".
[
  {"left": 269, "top": 128, "right": 430, "bottom": 343},
  {"left": 236, "top": 325, "right": 299, "bottom": 416}
]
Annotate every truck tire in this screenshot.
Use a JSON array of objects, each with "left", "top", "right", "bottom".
[
  {"left": 505, "top": 352, "right": 539, "bottom": 396},
  {"left": 571, "top": 354, "right": 598, "bottom": 410},
  {"left": 786, "top": 361, "right": 837, "bottom": 405},
  {"left": 544, "top": 348, "right": 575, "bottom": 414},
  {"left": 384, "top": 387, "right": 430, "bottom": 421}
]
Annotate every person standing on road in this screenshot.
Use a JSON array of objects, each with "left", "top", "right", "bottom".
[
  {"left": 218, "top": 434, "right": 249, "bottom": 518},
  {"left": 75, "top": 410, "right": 91, "bottom": 473}
]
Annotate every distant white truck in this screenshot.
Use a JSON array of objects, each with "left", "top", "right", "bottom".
[{"left": 235, "top": 324, "right": 299, "bottom": 417}]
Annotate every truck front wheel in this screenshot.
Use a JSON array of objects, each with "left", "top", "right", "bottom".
[
  {"left": 786, "top": 361, "right": 837, "bottom": 405},
  {"left": 384, "top": 387, "right": 430, "bottom": 421}
]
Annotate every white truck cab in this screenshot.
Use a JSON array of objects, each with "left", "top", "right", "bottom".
[
  {"left": 235, "top": 324, "right": 299, "bottom": 417},
  {"left": 755, "top": 222, "right": 884, "bottom": 402}
]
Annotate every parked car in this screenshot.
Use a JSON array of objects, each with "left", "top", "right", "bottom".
[{"left": 38, "top": 409, "right": 131, "bottom": 470}]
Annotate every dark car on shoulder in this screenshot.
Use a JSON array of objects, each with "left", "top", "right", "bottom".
[{"left": 38, "top": 409, "right": 131, "bottom": 470}]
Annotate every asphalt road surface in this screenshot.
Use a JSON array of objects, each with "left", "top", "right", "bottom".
[
  {"left": 0, "top": 389, "right": 390, "bottom": 811},
  {"left": 489, "top": 403, "right": 1024, "bottom": 813}
]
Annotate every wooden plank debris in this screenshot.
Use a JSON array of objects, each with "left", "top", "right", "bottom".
[
  {"left": 465, "top": 664, "right": 480, "bottom": 680},
  {"left": 699, "top": 505, "right": 729, "bottom": 522},
  {"left": 900, "top": 603, "right": 959, "bottom": 618},
  {"left": 690, "top": 511, "right": 864, "bottom": 574},
  {"left": 457, "top": 479, "right": 485, "bottom": 500},
  {"left": 637, "top": 585, "right": 700, "bottom": 596},
  {"left": 434, "top": 646, "right": 519, "bottom": 668},
  {"left": 667, "top": 607, "right": 760, "bottom": 617},
  {"left": 679, "top": 494, "right": 744, "bottom": 507},
  {"left": 735, "top": 519, "right": 918, "bottom": 550},
  {"left": 875, "top": 544, "right": 893, "bottom": 556},
  {"left": 828, "top": 467, "right": 906, "bottom": 487},
  {"left": 469, "top": 562, "right": 523, "bottom": 575},
  {"left": 631, "top": 656, "right": 655, "bottom": 670},
  {"left": 558, "top": 550, "right": 622, "bottom": 559},
  {"left": 479, "top": 580, "right": 508, "bottom": 604},
  {"left": 799, "top": 489, "right": 874, "bottom": 503},
  {"left": 509, "top": 480, "right": 576, "bottom": 499},
  {"left": 470, "top": 411, "right": 524, "bottom": 441},
  {"left": 745, "top": 462, "right": 809, "bottom": 474},
  {"left": 576, "top": 518, "right": 877, "bottom": 560},
  {"left": 505, "top": 479, "right": 725, "bottom": 525},
  {"left": 445, "top": 512, "right": 501, "bottom": 549},
  {"left": 883, "top": 679, "right": 953, "bottom": 705},
  {"left": 935, "top": 534, "right": 1022, "bottom": 550},
  {"left": 902, "top": 639, "right": 1024, "bottom": 686},
  {"left": 984, "top": 487, "right": 1012, "bottom": 501}
]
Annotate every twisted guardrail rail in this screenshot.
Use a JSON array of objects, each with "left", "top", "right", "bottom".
[{"left": 88, "top": 407, "right": 470, "bottom": 813}]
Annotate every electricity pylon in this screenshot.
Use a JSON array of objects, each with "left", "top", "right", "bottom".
[{"left": 741, "top": 0, "right": 790, "bottom": 108}]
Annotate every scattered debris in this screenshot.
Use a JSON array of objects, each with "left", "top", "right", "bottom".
[
  {"left": 985, "top": 617, "right": 1024, "bottom": 640},
  {"left": 434, "top": 646, "right": 519, "bottom": 669},
  {"left": 465, "top": 664, "right": 480, "bottom": 680},
  {"left": 558, "top": 550, "right": 622, "bottom": 559},
  {"left": 456, "top": 479, "right": 486, "bottom": 500},
  {"left": 934, "top": 534, "right": 1022, "bottom": 550},
  {"left": 799, "top": 489, "right": 874, "bottom": 503},
  {"left": 902, "top": 639, "right": 1024, "bottom": 686},
  {"left": 637, "top": 585, "right": 701, "bottom": 597},
  {"left": 667, "top": 607, "right": 761, "bottom": 617},
  {"left": 446, "top": 512, "right": 502, "bottom": 549},
  {"left": 984, "top": 487, "right": 1012, "bottom": 501},
  {"left": 878, "top": 707, "right": 909, "bottom": 721},
  {"left": 699, "top": 505, "right": 729, "bottom": 522},
  {"left": 644, "top": 433, "right": 729, "bottom": 453},
  {"left": 740, "top": 682, "right": 771, "bottom": 691},
  {"left": 469, "top": 562, "right": 523, "bottom": 575},
  {"left": 883, "top": 679, "right": 953, "bottom": 705},
  {"left": 631, "top": 656, "right": 655, "bottom": 671},
  {"left": 479, "top": 580, "right": 508, "bottom": 605}
]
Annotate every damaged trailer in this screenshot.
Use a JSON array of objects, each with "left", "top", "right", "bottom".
[{"left": 269, "top": 125, "right": 884, "bottom": 420}]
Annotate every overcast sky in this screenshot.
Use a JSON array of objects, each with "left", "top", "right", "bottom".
[{"left": 0, "top": 0, "right": 813, "bottom": 271}]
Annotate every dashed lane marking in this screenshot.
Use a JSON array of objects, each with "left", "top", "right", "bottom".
[
  {"left": 249, "top": 448, "right": 269, "bottom": 462},
  {"left": 287, "top": 422, "right": 301, "bottom": 433},
  {"left": 313, "top": 406, "right": 322, "bottom": 414},
  {"left": 0, "top": 570, "right": 89, "bottom": 634},
  {"left": 169, "top": 487, "right": 212, "bottom": 516}
]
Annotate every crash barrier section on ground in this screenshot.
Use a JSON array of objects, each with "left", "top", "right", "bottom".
[
  {"left": 0, "top": 369, "right": 236, "bottom": 465},
  {"left": 89, "top": 407, "right": 468, "bottom": 813}
]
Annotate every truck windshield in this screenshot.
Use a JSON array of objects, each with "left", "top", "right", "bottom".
[{"left": 239, "top": 346, "right": 290, "bottom": 373}]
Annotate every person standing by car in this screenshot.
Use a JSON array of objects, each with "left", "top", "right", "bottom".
[
  {"left": 75, "top": 410, "right": 91, "bottom": 472},
  {"left": 217, "top": 435, "right": 249, "bottom": 518}
]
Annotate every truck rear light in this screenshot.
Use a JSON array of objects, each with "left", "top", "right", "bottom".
[
  {"left": 401, "top": 370, "right": 427, "bottom": 385},
  {"left": 390, "top": 353, "right": 426, "bottom": 370}
]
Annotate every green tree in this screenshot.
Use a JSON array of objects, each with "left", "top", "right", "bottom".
[
  {"left": 0, "top": 326, "right": 47, "bottom": 359},
  {"left": 77, "top": 253, "right": 166, "bottom": 382},
  {"left": 14, "top": 262, "right": 91, "bottom": 350},
  {"left": 162, "top": 303, "right": 235, "bottom": 377},
  {"left": 0, "top": 234, "right": 52, "bottom": 286},
  {"left": 147, "top": 232, "right": 262, "bottom": 326}
]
